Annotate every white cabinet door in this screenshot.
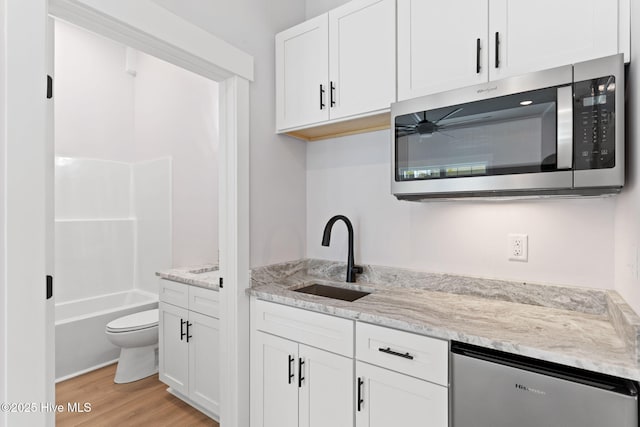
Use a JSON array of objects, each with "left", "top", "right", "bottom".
[
  {"left": 299, "top": 345, "right": 354, "bottom": 427},
  {"left": 276, "top": 14, "right": 329, "bottom": 130},
  {"left": 355, "top": 361, "right": 448, "bottom": 427},
  {"left": 489, "top": 0, "right": 620, "bottom": 80},
  {"left": 397, "top": 0, "right": 489, "bottom": 100},
  {"left": 328, "top": 0, "right": 395, "bottom": 119},
  {"left": 253, "top": 332, "right": 299, "bottom": 427},
  {"left": 188, "top": 311, "right": 220, "bottom": 415},
  {"left": 159, "top": 302, "right": 189, "bottom": 395}
]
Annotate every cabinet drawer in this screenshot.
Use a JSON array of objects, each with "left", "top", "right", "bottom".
[
  {"left": 356, "top": 322, "right": 448, "bottom": 386},
  {"left": 159, "top": 279, "right": 188, "bottom": 308},
  {"left": 188, "top": 286, "right": 219, "bottom": 318},
  {"left": 254, "top": 300, "right": 354, "bottom": 357}
]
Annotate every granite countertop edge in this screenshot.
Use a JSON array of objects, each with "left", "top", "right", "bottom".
[
  {"left": 249, "top": 259, "right": 640, "bottom": 381},
  {"left": 156, "top": 264, "right": 220, "bottom": 290}
]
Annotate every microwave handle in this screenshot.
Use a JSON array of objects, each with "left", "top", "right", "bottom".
[{"left": 556, "top": 85, "right": 573, "bottom": 170}]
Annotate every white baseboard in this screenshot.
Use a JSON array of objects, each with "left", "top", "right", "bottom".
[{"left": 55, "top": 358, "right": 119, "bottom": 383}]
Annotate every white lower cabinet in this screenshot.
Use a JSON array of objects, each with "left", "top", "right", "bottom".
[
  {"left": 159, "top": 280, "right": 220, "bottom": 418},
  {"left": 250, "top": 299, "right": 449, "bottom": 427},
  {"left": 159, "top": 302, "right": 189, "bottom": 394},
  {"left": 255, "top": 331, "right": 299, "bottom": 427},
  {"left": 299, "top": 344, "right": 354, "bottom": 427},
  {"left": 253, "top": 331, "right": 354, "bottom": 427},
  {"left": 355, "top": 322, "right": 449, "bottom": 427},
  {"left": 251, "top": 299, "right": 355, "bottom": 427},
  {"left": 355, "top": 361, "right": 448, "bottom": 427}
]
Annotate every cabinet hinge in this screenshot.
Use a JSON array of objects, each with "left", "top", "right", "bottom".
[
  {"left": 46, "top": 275, "right": 53, "bottom": 299},
  {"left": 219, "top": 277, "right": 224, "bottom": 288},
  {"left": 46, "top": 75, "right": 53, "bottom": 99}
]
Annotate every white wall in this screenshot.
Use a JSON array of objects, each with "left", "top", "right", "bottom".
[
  {"left": 307, "top": 131, "right": 617, "bottom": 288},
  {"left": 149, "top": 0, "right": 308, "bottom": 268},
  {"left": 133, "top": 52, "right": 219, "bottom": 267},
  {"left": 54, "top": 22, "right": 135, "bottom": 162},
  {"left": 614, "top": 2, "right": 640, "bottom": 313},
  {"left": 134, "top": 158, "right": 172, "bottom": 293},
  {"left": 55, "top": 20, "right": 218, "bottom": 269}
]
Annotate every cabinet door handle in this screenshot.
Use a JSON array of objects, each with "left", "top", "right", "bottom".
[
  {"left": 494, "top": 32, "right": 500, "bottom": 68},
  {"left": 186, "top": 321, "right": 193, "bottom": 343},
  {"left": 319, "top": 84, "right": 325, "bottom": 110},
  {"left": 180, "top": 319, "right": 186, "bottom": 341},
  {"left": 378, "top": 347, "right": 414, "bottom": 360},
  {"left": 357, "top": 377, "right": 364, "bottom": 412},
  {"left": 330, "top": 81, "right": 336, "bottom": 107},
  {"left": 288, "top": 355, "right": 295, "bottom": 384},
  {"left": 298, "top": 358, "right": 305, "bottom": 388},
  {"left": 476, "top": 38, "right": 481, "bottom": 74}
]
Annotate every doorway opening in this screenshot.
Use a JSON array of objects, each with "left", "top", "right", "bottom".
[
  {"left": 2, "top": 2, "right": 250, "bottom": 426},
  {"left": 52, "top": 19, "right": 221, "bottom": 424}
]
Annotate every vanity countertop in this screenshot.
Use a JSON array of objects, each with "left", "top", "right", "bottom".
[
  {"left": 157, "top": 264, "right": 220, "bottom": 290},
  {"left": 249, "top": 259, "right": 640, "bottom": 381}
]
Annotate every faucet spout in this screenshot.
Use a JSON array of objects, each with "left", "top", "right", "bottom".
[{"left": 321, "top": 215, "right": 362, "bottom": 283}]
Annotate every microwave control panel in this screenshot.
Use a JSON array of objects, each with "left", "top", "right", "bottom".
[{"left": 573, "top": 76, "right": 616, "bottom": 170}]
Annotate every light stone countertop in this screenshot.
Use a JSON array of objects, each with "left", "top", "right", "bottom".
[
  {"left": 156, "top": 264, "right": 220, "bottom": 290},
  {"left": 250, "top": 259, "right": 640, "bottom": 381}
]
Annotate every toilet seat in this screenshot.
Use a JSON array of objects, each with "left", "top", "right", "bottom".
[{"left": 106, "top": 309, "right": 158, "bottom": 333}]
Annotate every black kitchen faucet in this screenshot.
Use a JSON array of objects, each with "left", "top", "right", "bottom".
[{"left": 321, "top": 215, "right": 363, "bottom": 283}]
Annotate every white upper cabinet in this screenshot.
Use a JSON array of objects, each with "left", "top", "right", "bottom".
[
  {"left": 276, "top": 0, "right": 396, "bottom": 133},
  {"left": 489, "top": 0, "right": 621, "bottom": 80},
  {"left": 329, "top": 0, "right": 396, "bottom": 120},
  {"left": 397, "top": 0, "right": 489, "bottom": 101},
  {"left": 276, "top": 14, "right": 329, "bottom": 130},
  {"left": 398, "top": 0, "right": 628, "bottom": 100}
]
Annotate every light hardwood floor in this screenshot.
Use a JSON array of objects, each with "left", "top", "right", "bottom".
[{"left": 56, "top": 364, "right": 218, "bottom": 427}]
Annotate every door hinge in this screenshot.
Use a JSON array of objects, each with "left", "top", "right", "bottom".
[
  {"left": 46, "top": 275, "right": 53, "bottom": 299},
  {"left": 219, "top": 277, "right": 223, "bottom": 289},
  {"left": 46, "top": 75, "right": 53, "bottom": 99}
]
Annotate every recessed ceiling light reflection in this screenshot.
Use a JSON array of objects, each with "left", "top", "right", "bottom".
[{"left": 519, "top": 100, "right": 533, "bottom": 106}]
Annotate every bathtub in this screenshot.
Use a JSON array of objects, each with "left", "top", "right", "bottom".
[{"left": 55, "top": 289, "right": 158, "bottom": 382}]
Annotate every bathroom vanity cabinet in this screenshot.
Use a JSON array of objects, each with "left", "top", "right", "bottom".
[{"left": 159, "top": 279, "right": 220, "bottom": 419}]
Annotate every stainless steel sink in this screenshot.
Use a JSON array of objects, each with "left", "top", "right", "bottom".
[{"left": 293, "top": 283, "right": 370, "bottom": 302}]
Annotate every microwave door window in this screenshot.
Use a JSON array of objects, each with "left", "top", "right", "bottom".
[{"left": 395, "top": 87, "right": 560, "bottom": 181}]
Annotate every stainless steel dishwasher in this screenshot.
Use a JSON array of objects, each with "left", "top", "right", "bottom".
[{"left": 451, "top": 342, "right": 638, "bottom": 427}]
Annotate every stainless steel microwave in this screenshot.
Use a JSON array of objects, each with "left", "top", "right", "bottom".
[{"left": 391, "top": 54, "right": 624, "bottom": 200}]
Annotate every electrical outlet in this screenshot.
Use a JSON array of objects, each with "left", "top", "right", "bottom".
[{"left": 508, "top": 234, "right": 528, "bottom": 262}]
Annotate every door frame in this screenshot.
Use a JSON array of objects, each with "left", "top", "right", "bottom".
[{"left": 1, "top": 1, "right": 252, "bottom": 426}]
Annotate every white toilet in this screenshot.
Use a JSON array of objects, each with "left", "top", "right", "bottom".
[{"left": 105, "top": 308, "right": 159, "bottom": 384}]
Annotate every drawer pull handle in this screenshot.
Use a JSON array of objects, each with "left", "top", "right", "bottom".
[
  {"left": 180, "top": 319, "right": 186, "bottom": 341},
  {"left": 186, "top": 321, "right": 193, "bottom": 343},
  {"left": 298, "top": 358, "right": 305, "bottom": 388},
  {"left": 319, "top": 84, "right": 325, "bottom": 110},
  {"left": 288, "top": 355, "right": 295, "bottom": 384},
  {"left": 330, "top": 81, "right": 336, "bottom": 107},
  {"left": 357, "top": 377, "right": 364, "bottom": 411},
  {"left": 378, "top": 347, "right": 414, "bottom": 360}
]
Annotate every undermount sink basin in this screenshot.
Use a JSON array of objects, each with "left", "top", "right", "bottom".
[{"left": 293, "top": 283, "right": 370, "bottom": 302}]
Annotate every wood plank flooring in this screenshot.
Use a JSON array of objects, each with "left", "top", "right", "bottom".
[{"left": 56, "top": 364, "right": 218, "bottom": 427}]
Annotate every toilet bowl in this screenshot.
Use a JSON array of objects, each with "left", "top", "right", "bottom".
[{"left": 105, "top": 308, "right": 159, "bottom": 384}]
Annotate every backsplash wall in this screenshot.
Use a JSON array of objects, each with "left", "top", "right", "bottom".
[{"left": 307, "top": 130, "right": 617, "bottom": 290}]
